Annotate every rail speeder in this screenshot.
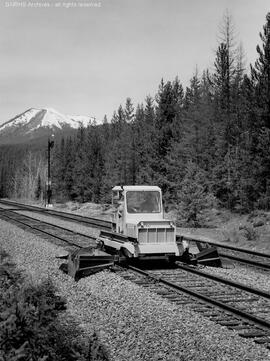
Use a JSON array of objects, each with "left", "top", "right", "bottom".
[
  {"left": 60, "top": 185, "right": 221, "bottom": 279},
  {"left": 104, "top": 185, "right": 181, "bottom": 259}
]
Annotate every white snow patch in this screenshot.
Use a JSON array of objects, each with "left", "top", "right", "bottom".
[
  {"left": 41, "top": 108, "right": 70, "bottom": 128},
  {"left": 69, "top": 115, "right": 93, "bottom": 127},
  {"left": 40, "top": 108, "right": 92, "bottom": 129},
  {"left": 0, "top": 108, "right": 41, "bottom": 131},
  {"left": 0, "top": 107, "right": 94, "bottom": 135}
]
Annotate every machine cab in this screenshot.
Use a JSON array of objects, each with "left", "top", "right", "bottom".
[{"left": 112, "top": 185, "right": 164, "bottom": 235}]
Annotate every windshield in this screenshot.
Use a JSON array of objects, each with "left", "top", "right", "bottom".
[{"left": 126, "top": 191, "right": 161, "bottom": 213}]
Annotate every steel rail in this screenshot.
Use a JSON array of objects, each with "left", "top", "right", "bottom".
[
  {"left": 0, "top": 210, "right": 95, "bottom": 249},
  {"left": 177, "top": 233, "right": 270, "bottom": 259},
  {"left": 219, "top": 253, "right": 270, "bottom": 270},
  {"left": 175, "top": 262, "right": 270, "bottom": 299},
  {"left": 1, "top": 209, "right": 97, "bottom": 241},
  {"left": 128, "top": 265, "right": 270, "bottom": 331},
  {"left": 0, "top": 199, "right": 112, "bottom": 229}
]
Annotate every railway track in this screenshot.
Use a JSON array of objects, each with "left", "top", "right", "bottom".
[
  {"left": 179, "top": 233, "right": 270, "bottom": 270},
  {"left": 1, "top": 204, "right": 270, "bottom": 348},
  {"left": 115, "top": 264, "right": 270, "bottom": 349},
  {"left": 0, "top": 199, "right": 112, "bottom": 230},
  {"left": 1, "top": 199, "right": 270, "bottom": 271},
  {"left": 0, "top": 207, "right": 96, "bottom": 250}
]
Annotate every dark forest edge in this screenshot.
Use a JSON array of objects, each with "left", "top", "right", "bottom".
[{"left": 1, "top": 12, "right": 270, "bottom": 222}]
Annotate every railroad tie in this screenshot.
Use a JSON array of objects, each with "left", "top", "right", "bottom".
[{"left": 239, "top": 330, "right": 268, "bottom": 338}]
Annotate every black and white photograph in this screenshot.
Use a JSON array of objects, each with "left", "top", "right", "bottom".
[{"left": 1, "top": 0, "right": 270, "bottom": 359}]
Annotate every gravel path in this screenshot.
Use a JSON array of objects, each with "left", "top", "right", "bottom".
[{"left": 1, "top": 219, "right": 270, "bottom": 360}]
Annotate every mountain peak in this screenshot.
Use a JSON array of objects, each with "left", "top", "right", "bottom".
[{"left": 0, "top": 107, "right": 94, "bottom": 144}]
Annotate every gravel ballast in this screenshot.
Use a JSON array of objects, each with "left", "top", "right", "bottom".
[
  {"left": 201, "top": 264, "right": 270, "bottom": 293},
  {"left": 1, "top": 219, "right": 270, "bottom": 360}
]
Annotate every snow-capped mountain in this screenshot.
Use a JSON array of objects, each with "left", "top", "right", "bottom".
[{"left": 0, "top": 108, "right": 94, "bottom": 144}]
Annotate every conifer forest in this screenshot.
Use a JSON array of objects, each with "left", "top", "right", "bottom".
[{"left": 1, "top": 12, "right": 270, "bottom": 216}]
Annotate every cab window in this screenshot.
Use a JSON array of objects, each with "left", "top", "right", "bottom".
[{"left": 126, "top": 191, "right": 161, "bottom": 213}]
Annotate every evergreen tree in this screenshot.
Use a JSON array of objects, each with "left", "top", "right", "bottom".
[
  {"left": 84, "top": 125, "right": 106, "bottom": 202},
  {"left": 52, "top": 137, "right": 67, "bottom": 201},
  {"left": 213, "top": 42, "right": 231, "bottom": 113},
  {"left": 63, "top": 137, "right": 75, "bottom": 199},
  {"left": 177, "top": 161, "right": 215, "bottom": 226},
  {"left": 124, "top": 97, "right": 135, "bottom": 123},
  {"left": 251, "top": 12, "right": 270, "bottom": 128},
  {"left": 134, "top": 98, "right": 156, "bottom": 184},
  {"left": 155, "top": 78, "right": 184, "bottom": 201},
  {"left": 183, "top": 70, "right": 203, "bottom": 165},
  {"left": 72, "top": 127, "right": 88, "bottom": 202},
  {"left": 248, "top": 12, "right": 270, "bottom": 207}
]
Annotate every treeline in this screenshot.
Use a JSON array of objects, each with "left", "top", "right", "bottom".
[
  {"left": 1, "top": 12, "right": 270, "bottom": 213},
  {"left": 51, "top": 12, "right": 270, "bottom": 212}
]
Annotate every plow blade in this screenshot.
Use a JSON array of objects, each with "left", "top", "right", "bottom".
[
  {"left": 195, "top": 247, "right": 222, "bottom": 267},
  {"left": 62, "top": 248, "right": 115, "bottom": 280}
]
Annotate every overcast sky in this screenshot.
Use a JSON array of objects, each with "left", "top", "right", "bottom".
[{"left": 0, "top": 0, "right": 269, "bottom": 124}]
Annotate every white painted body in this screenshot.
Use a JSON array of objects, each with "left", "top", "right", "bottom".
[{"left": 111, "top": 185, "right": 180, "bottom": 257}]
